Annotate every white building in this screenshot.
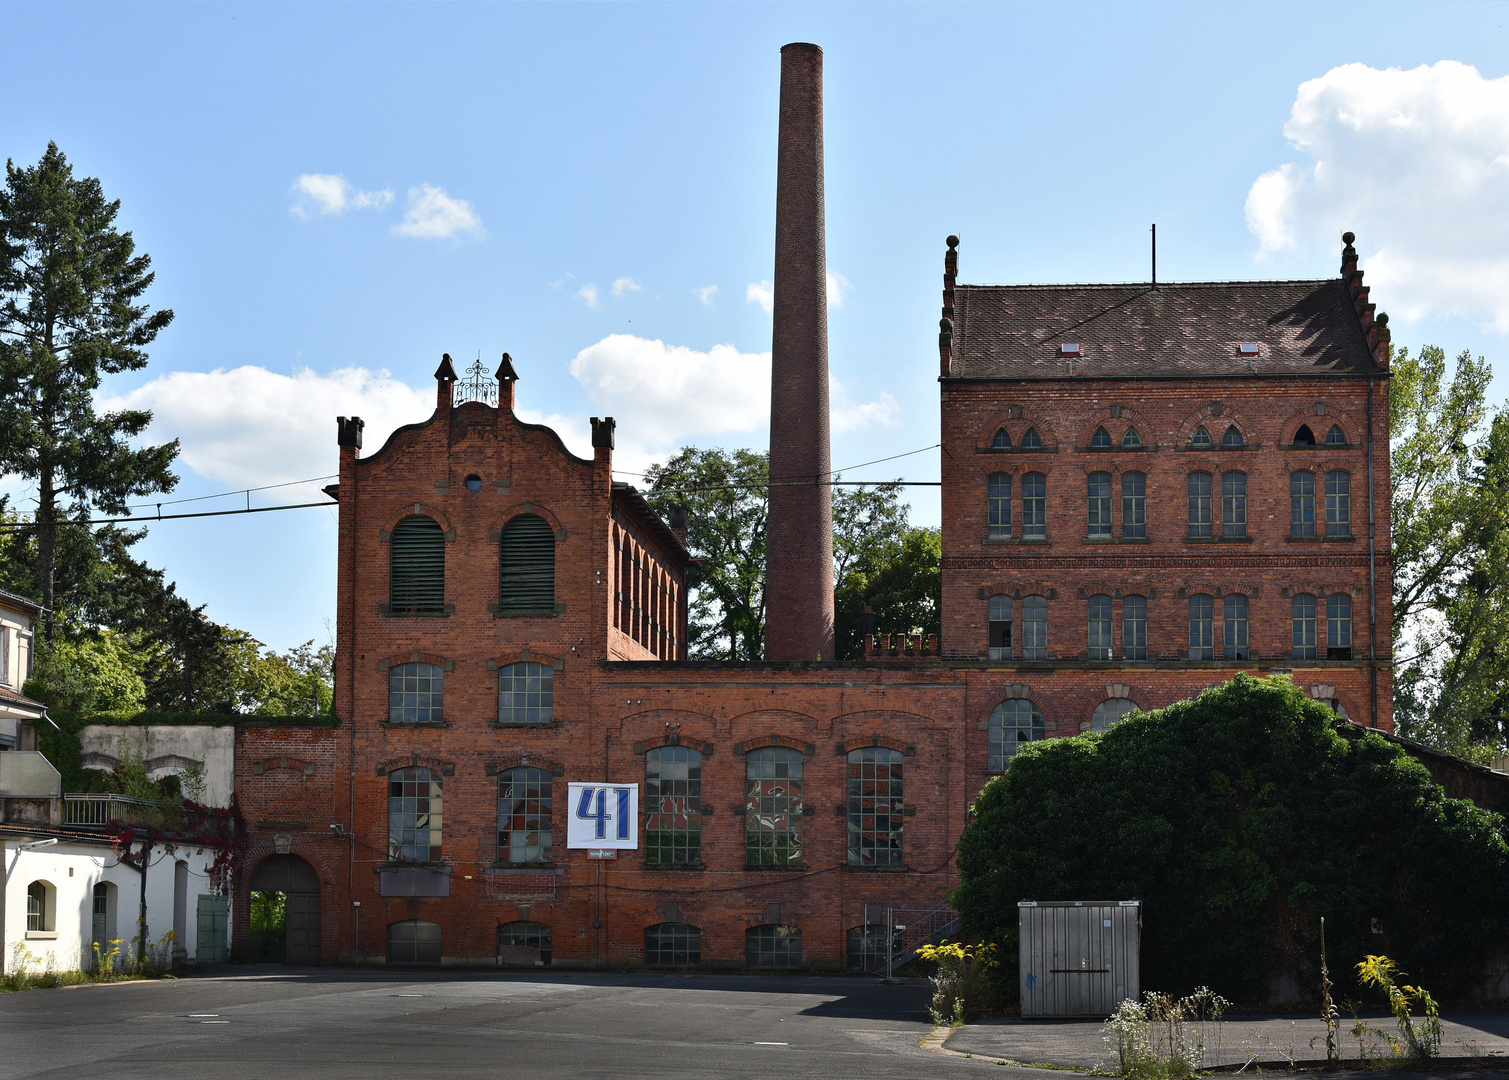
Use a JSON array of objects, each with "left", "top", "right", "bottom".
[{"left": 0, "top": 589, "right": 45, "bottom": 752}]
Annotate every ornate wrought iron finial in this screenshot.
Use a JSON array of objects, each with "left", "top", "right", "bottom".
[{"left": 454, "top": 350, "right": 498, "bottom": 406}]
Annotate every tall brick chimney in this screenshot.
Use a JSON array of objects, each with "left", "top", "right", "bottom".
[{"left": 765, "top": 42, "right": 835, "bottom": 662}]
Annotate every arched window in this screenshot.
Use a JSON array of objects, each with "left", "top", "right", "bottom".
[
  {"left": 1121, "top": 472, "right": 1146, "bottom": 538},
  {"left": 1327, "top": 594, "right": 1353, "bottom": 659},
  {"left": 1022, "top": 473, "right": 1047, "bottom": 538},
  {"left": 1021, "top": 594, "right": 1048, "bottom": 659},
  {"left": 1291, "top": 471, "right": 1316, "bottom": 537},
  {"left": 1188, "top": 472, "right": 1212, "bottom": 537},
  {"left": 1087, "top": 473, "right": 1112, "bottom": 537},
  {"left": 1189, "top": 595, "right": 1214, "bottom": 660},
  {"left": 498, "top": 514, "right": 556, "bottom": 614},
  {"left": 1021, "top": 428, "right": 1043, "bottom": 449},
  {"left": 987, "top": 473, "right": 1012, "bottom": 539},
  {"left": 746, "top": 924, "right": 802, "bottom": 968},
  {"left": 1292, "top": 594, "right": 1318, "bottom": 660},
  {"left": 990, "top": 428, "right": 1012, "bottom": 449},
  {"left": 847, "top": 924, "right": 896, "bottom": 972},
  {"left": 388, "top": 919, "right": 441, "bottom": 964},
  {"left": 27, "top": 881, "right": 53, "bottom": 932},
  {"left": 746, "top": 747, "right": 803, "bottom": 867},
  {"left": 1223, "top": 595, "right": 1249, "bottom": 660},
  {"left": 389, "top": 661, "right": 444, "bottom": 724},
  {"left": 390, "top": 515, "right": 445, "bottom": 613},
  {"left": 1222, "top": 472, "right": 1248, "bottom": 538},
  {"left": 989, "top": 699, "right": 1045, "bottom": 772},
  {"left": 1325, "top": 424, "right": 1347, "bottom": 446},
  {"left": 498, "top": 661, "right": 553, "bottom": 725},
  {"left": 498, "top": 921, "right": 551, "bottom": 966},
  {"left": 1090, "top": 426, "right": 1112, "bottom": 448},
  {"left": 1091, "top": 698, "right": 1136, "bottom": 732},
  {"left": 645, "top": 746, "right": 701, "bottom": 866},
  {"left": 1121, "top": 427, "right": 1143, "bottom": 449},
  {"left": 846, "top": 747, "right": 904, "bottom": 866},
  {"left": 1325, "top": 471, "right": 1351, "bottom": 537},
  {"left": 1122, "top": 595, "right": 1148, "bottom": 660},
  {"left": 388, "top": 766, "right": 442, "bottom": 861},
  {"left": 646, "top": 922, "right": 701, "bottom": 966},
  {"left": 1222, "top": 425, "right": 1245, "bottom": 448},
  {"left": 1087, "top": 595, "right": 1112, "bottom": 660},
  {"left": 1293, "top": 424, "right": 1316, "bottom": 446},
  {"left": 987, "top": 595, "right": 1012, "bottom": 660},
  {"left": 498, "top": 766, "right": 552, "bottom": 864},
  {"left": 1190, "top": 425, "right": 1212, "bottom": 447}
]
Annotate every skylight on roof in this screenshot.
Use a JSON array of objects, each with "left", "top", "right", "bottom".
[
  {"left": 1238, "top": 343, "right": 1260, "bottom": 355},
  {"left": 1059, "top": 343, "right": 1081, "bottom": 355}
]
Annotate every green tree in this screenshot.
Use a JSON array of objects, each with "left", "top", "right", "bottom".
[
  {"left": 0, "top": 142, "right": 179, "bottom": 638},
  {"left": 835, "top": 525, "right": 941, "bottom": 660},
  {"left": 25, "top": 629, "right": 146, "bottom": 713}
]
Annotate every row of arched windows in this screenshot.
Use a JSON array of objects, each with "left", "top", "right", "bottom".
[
  {"left": 984, "top": 469, "right": 1352, "bottom": 540},
  {"left": 990, "top": 422, "right": 1349, "bottom": 453},
  {"left": 984, "top": 593, "right": 1354, "bottom": 662},
  {"left": 388, "top": 513, "right": 556, "bottom": 615},
  {"left": 388, "top": 661, "right": 553, "bottom": 725}
]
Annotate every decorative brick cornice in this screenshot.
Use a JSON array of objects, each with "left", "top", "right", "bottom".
[
  {"left": 976, "top": 582, "right": 1059, "bottom": 601},
  {"left": 632, "top": 734, "right": 714, "bottom": 756},
  {"left": 487, "top": 650, "right": 565, "bottom": 672},
  {"left": 376, "top": 754, "right": 455, "bottom": 777},
  {"left": 489, "top": 503, "right": 566, "bottom": 543},
  {"left": 252, "top": 756, "right": 317, "bottom": 777},
  {"left": 377, "top": 651, "right": 453, "bottom": 672},
  {"left": 837, "top": 735, "right": 915, "bottom": 756},
  {"left": 733, "top": 734, "right": 816, "bottom": 757},
  {"left": 378, "top": 502, "right": 456, "bottom": 541},
  {"left": 485, "top": 755, "right": 566, "bottom": 777}
]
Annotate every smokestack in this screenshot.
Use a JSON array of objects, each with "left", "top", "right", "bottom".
[{"left": 765, "top": 42, "right": 835, "bottom": 662}]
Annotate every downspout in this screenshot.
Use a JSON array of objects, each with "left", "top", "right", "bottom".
[{"left": 1368, "top": 375, "right": 1378, "bottom": 728}]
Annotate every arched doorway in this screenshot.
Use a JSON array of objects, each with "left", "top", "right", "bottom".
[{"left": 249, "top": 854, "right": 321, "bottom": 964}]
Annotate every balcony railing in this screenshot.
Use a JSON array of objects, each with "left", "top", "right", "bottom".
[{"left": 63, "top": 793, "right": 177, "bottom": 829}]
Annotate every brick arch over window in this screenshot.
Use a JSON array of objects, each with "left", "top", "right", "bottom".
[
  {"left": 975, "top": 582, "right": 1059, "bottom": 600},
  {"left": 631, "top": 733, "right": 715, "bottom": 756},
  {"left": 1075, "top": 461, "right": 1145, "bottom": 479},
  {"left": 1073, "top": 404, "right": 1156, "bottom": 450},
  {"left": 487, "top": 650, "right": 565, "bottom": 672},
  {"left": 1100, "top": 682, "right": 1147, "bottom": 709},
  {"left": 837, "top": 735, "right": 916, "bottom": 756},
  {"left": 376, "top": 754, "right": 455, "bottom": 777},
  {"left": 378, "top": 503, "right": 456, "bottom": 541},
  {"left": 490, "top": 502, "right": 567, "bottom": 542},
  {"left": 974, "top": 407, "right": 1061, "bottom": 451},
  {"left": 1308, "top": 683, "right": 1358, "bottom": 722},
  {"left": 1290, "top": 457, "right": 1363, "bottom": 480},
  {"left": 832, "top": 710, "right": 934, "bottom": 726},
  {"left": 1176, "top": 402, "right": 1255, "bottom": 447},
  {"left": 377, "top": 651, "right": 453, "bottom": 672},
  {"left": 1176, "top": 583, "right": 1262, "bottom": 599},
  {"left": 233, "top": 839, "right": 338, "bottom": 960},
  {"left": 1280, "top": 404, "right": 1359, "bottom": 447},
  {"left": 1281, "top": 584, "right": 1362, "bottom": 600},
  {"left": 1075, "top": 585, "right": 1158, "bottom": 599},
  {"left": 485, "top": 755, "right": 566, "bottom": 777},
  {"left": 734, "top": 734, "right": 816, "bottom": 756},
  {"left": 724, "top": 708, "right": 819, "bottom": 728}
]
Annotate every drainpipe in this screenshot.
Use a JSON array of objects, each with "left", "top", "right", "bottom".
[{"left": 1368, "top": 375, "right": 1378, "bottom": 728}]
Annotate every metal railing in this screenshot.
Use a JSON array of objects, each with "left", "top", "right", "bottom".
[
  {"left": 860, "top": 898, "right": 960, "bottom": 977},
  {"left": 62, "top": 793, "right": 175, "bottom": 828}
]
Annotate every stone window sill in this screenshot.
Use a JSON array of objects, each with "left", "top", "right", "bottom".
[
  {"left": 25, "top": 931, "right": 58, "bottom": 940},
  {"left": 491, "top": 720, "right": 560, "bottom": 730},
  {"left": 492, "top": 860, "right": 557, "bottom": 870},
  {"left": 1282, "top": 443, "right": 1358, "bottom": 451},
  {"left": 491, "top": 605, "right": 565, "bottom": 619},
  {"left": 1184, "top": 536, "right": 1253, "bottom": 543},
  {"left": 378, "top": 608, "right": 453, "bottom": 619},
  {"left": 376, "top": 861, "right": 447, "bottom": 871},
  {"left": 743, "top": 863, "right": 808, "bottom": 873},
  {"left": 641, "top": 862, "right": 705, "bottom": 872},
  {"left": 843, "top": 864, "right": 910, "bottom": 873},
  {"left": 984, "top": 537, "right": 1049, "bottom": 545},
  {"left": 975, "top": 447, "right": 1058, "bottom": 455},
  {"left": 1076, "top": 445, "right": 1155, "bottom": 453},
  {"left": 1286, "top": 535, "right": 1355, "bottom": 543},
  {"left": 382, "top": 721, "right": 453, "bottom": 729}
]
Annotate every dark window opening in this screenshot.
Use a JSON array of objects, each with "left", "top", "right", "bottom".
[
  {"left": 1291, "top": 471, "right": 1316, "bottom": 537},
  {"left": 1293, "top": 424, "right": 1316, "bottom": 446},
  {"left": 388, "top": 920, "right": 441, "bottom": 964},
  {"left": 499, "top": 514, "right": 556, "bottom": 613},
  {"left": 987, "top": 594, "right": 1012, "bottom": 660},
  {"left": 390, "top": 515, "right": 445, "bottom": 613},
  {"left": 498, "top": 921, "right": 551, "bottom": 966},
  {"left": 746, "top": 924, "right": 801, "bottom": 968},
  {"left": 646, "top": 922, "right": 701, "bottom": 966}
]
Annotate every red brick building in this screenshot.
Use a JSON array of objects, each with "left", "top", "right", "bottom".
[{"left": 231, "top": 45, "right": 1392, "bottom": 971}]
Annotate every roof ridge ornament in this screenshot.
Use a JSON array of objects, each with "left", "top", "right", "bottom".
[{"left": 455, "top": 351, "right": 498, "bottom": 406}]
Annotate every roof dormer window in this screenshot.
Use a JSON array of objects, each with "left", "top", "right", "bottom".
[
  {"left": 1059, "top": 343, "right": 1081, "bottom": 356},
  {"left": 1238, "top": 343, "right": 1260, "bottom": 356}
]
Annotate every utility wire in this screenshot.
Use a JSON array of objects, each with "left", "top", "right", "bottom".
[
  {"left": 0, "top": 501, "right": 335, "bottom": 532},
  {"left": 124, "top": 474, "right": 339, "bottom": 510}
]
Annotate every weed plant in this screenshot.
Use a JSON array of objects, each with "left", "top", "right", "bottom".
[
  {"left": 915, "top": 941, "right": 997, "bottom": 1025},
  {"left": 1102, "top": 987, "right": 1230, "bottom": 1080}
]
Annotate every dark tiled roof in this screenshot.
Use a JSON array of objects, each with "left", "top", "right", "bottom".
[
  {"left": 612, "top": 483, "right": 689, "bottom": 563},
  {"left": 948, "top": 279, "right": 1381, "bottom": 380}
]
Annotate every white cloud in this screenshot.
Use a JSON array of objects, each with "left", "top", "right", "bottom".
[
  {"left": 693, "top": 285, "right": 719, "bottom": 305},
  {"left": 746, "top": 280, "right": 774, "bottom": 313},
  {"left": 98, "top": 367, "right": 433, "bottom": 496},
  {"left": 830, "top": 377, "right": 899, "bottom": 434},
  {"left": 1246, "top": 60, "right": 1509, "bottom": 331},
  {"left": 611, "top": 277, "right": 642, "bottom": 298},
  {"left": 290, "top": 174, "right": 393, "bottom": 218},
  {"left": 577, "top": 284, "right": 602, "bottom": 310},
  {"left": 393, "top": 185, "right": 483, "bottom": 240},
  {"left": 826, "top": 271, "right": 852, "bottom": 308}
]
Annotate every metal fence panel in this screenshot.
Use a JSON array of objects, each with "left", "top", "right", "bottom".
[{"left": 1019, "top": 900, "right": 1140, "bottom": 1017}]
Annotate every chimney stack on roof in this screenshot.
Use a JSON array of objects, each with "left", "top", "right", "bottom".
[{"left": 765, "top": 42, "right": 835, "bottom": 662}]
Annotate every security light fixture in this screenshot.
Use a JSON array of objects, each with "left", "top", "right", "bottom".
[{"left": 20, "top": 837, "right": 59, "bottom": 850}]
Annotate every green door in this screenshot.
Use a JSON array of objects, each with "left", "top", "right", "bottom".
[{"left": 196, "top": 895, "right": 229, "bottom": 964}]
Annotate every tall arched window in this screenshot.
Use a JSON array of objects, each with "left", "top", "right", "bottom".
[
  {"left": 1087, "top": 473, "right": 1112, "bottom": 537},
  {"left": 499, "top": 514, "right": 556, "bottom": 614},
  {"left": 1292, "top": 594, "right": 1318, "bottom": 659},
  {"left": 388, "top": 920, "right": 441, "bottom": 964},
  {"left": 1087, "top": 595, "right": 1112, "bottom": 660},
  {"left": 1189, "top": 595, "right": 1214, "bottom": 660},
  {"left": 645, "top": 746, "right": 701, "bottom": 865},
  {"left": 646, "top": 922, "right": 701, "bottom": 966},
  {"left": 1122, "top": 595, "right": 1148, "bottom": 660},
  {"left": 1090, "top": 426, "right": 1112, "bottom": 448},
  {"left": 1121, "top": 471, "right": 1146, "bottom": 538},
  {"left": 1022, "top": 473, "right": 1047, "bottom": 538},
  {"left": 390, "top": 515, "right": 445, "bottom": 613},
  {"left": 988, "top": 699, "right": 1045, "bottom": 772},
  {"left": 1021, "top": 594, "right": 1048, "bottom": 659},
  {"left": 1091, "top": 698, "right": 1136, "bottom": 731},
  {"left": 1188, "top": 472, "right": 1212, "bottom": 537},
  {"left": 1325, "top": 471, "right": 1352, "bottom": 537},
  {"left": 746, "top": 747, "right": 803, "bottom": 867},
  {"left": 27, "top": 881, "right": 53, "bottom": 932},
  {"left": 388, "top": 766, "right": 442, "bottom": 861},
  {"left": 498, "top": 766, "right": 552, "bottom": 864},
  {"left": 1222, "top": 425, "right": 1245, "bottom": 448},
  {"left": 846, "top": 747, "right": 904, "bottom": 866},
  {"left": 987, "top": 473, "right": 1012, "bottom": 539},
  {"left": 389, "top": 662, "right": 444, "bottom": 724},
  {"left": 498, "top": 661, "right": 553, "bottom": 725},
  {"left": 498, "top": 921, "right": 552, "bottom": 966},
  {"left": 1291, "top": 471, "right": 1316, "bottom": 537},
  {"left": 987, "top": 595, "right": 1012, "bottom": 660},
  {"left": 1222, "top": 472, "right": 1248, "bottom": 538},
  {"left": 1325, "top": 424, "right": 1347, "bottom": 446},
  {"left": 1327, "top": 594, "right": 1353, "bottom": 659},
  {"left": 1223, "top": 595, "right": 1249, "bottom": 659},
  {"left": 990, "top": 428, "right": 1012, "bottom": 449}
]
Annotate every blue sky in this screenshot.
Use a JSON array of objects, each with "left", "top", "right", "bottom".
[{"left": 3, "top": 2, "right": 1508, "bottom": 652}]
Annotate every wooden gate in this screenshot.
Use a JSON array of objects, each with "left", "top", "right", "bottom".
[{"left": 250, "top": 854, "right": 322, "bottom": 964}]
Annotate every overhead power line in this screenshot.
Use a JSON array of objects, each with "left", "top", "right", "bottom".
[{"left": 0, "top": 501, "right": 335, "bottom": 532}]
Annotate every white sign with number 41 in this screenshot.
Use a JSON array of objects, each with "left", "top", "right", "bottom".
[{"left": 566, "top": 782, "right": 639, "bottom": 849}]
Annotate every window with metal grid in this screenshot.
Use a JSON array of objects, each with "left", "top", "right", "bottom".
[
  {"left": 1021, "top": 473, "right": 1046, "bottom": 538},
  {"left": 1122, "top": 595, "right": 1148, "bottom": 660},
  {"left": 988, "top": 699, "right": 1045, "bottom": 772},
  {"left": 990, "top": 428, "right": 1012, "bottom": 449},
  {"left": 1292, "top": 594, "right": 1318, "bottom": 660},
  {"left": 1121, "top": 471, "right": 1146, "bottom": 538},
  {"left": 1090, "top": 426, "right": 1111, "bottom": 448},
  {"left": 1327, "top": 594, "right": 1353, "bottom": 658},
  {"left": 1087, "top": 472, "right": 1112, "bottom": 537},
  {"left": 1222, "top": 472, "right": 1248, "bottom": 538},
  {"left": 389, "top": 515, "right": 445, "bottom": 613},
  {"left": 1291, "top": 471, "right": 1317, "bottom": 537},
  {"left": 1188, "top": 472, "right": 1212, "bottom": 537},
  {"left": 1121, "top": 426, "right": 1143, "bottom": 449},
  {"left": 645, "top": 922, "right": 702, "bottom": 966},
  {"left": 1326, "top": 471, "right": 1352, "bottom": 537},
  {"left": 1087, "top": 594, "right": 1113, "bottom": 660},
  {"left": 645, "top": 746, "right": 701, "bottom": 865},
  {"left": 1091, "top": 697, "right": 1136, "bottom": 732},
  {"left": 387, "top": 919, "right": 441, "bottom": 964},
  {"left": 497, "top": 921, "right": 552, "bottom": 965},
  {"left": 987, "top": 594, "right": 1012, "bottom": 660},
  {"left": 846, "top": 747, "right": 904, "bottom": 866},
  {"left": 499, "top": 514, "right": 556, "bottom": 613},
  {"left": 745, "top": 747, "right": 803, "bottom": 867},
  {"left": 388, "top": 662, "right": 444, "bottom": 723},
  {"left": 1021, "top": 428, "right": 1043, "bottom": 449},
  {"left": 498, "top": 661, "right": 553, "bottom": 725},
  {"left": 1222, "top": 425, "right": 1245, "bottom": 447},
  {"left": 745, "top": 924, "right": 802, "bottom": 968},
  {"left": 1325, "top": 424, "right": 1347, "bottom": 446},
  {"left": 27, "top": 882, "right": 48, "bottom": 931},
  {"left": 1188, "top": 595, "right": 1214, "bottom": 660},
  {"left": 388, "top": 767, "right": 442, "bottom": 861},
  {"left": 1223, "top": 595, "right": 1250, "bottom": 659},
  {"left": 498, "top": 767, "right": 552, "bottom": 864},
  {"left": 1190, "top": 425, "right": 1212, "bottom": 447},
  {"left": 987, "top": 473, "right": 1012, "bottom": 538},
  {"left": 1021, "top": 594, "right": 1047, "bottom": 659}
]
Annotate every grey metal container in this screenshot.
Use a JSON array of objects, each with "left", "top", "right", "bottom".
[{"left": 1019, "top": 900, "right": 1140, "bottom": 1017}]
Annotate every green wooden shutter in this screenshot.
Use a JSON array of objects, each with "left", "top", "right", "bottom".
[
  {"left": 391, "top": 516, "right": 445, "bottom": 612},
  {"left": 499, "top": 515, "right": 556, "bottom": 613}
]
